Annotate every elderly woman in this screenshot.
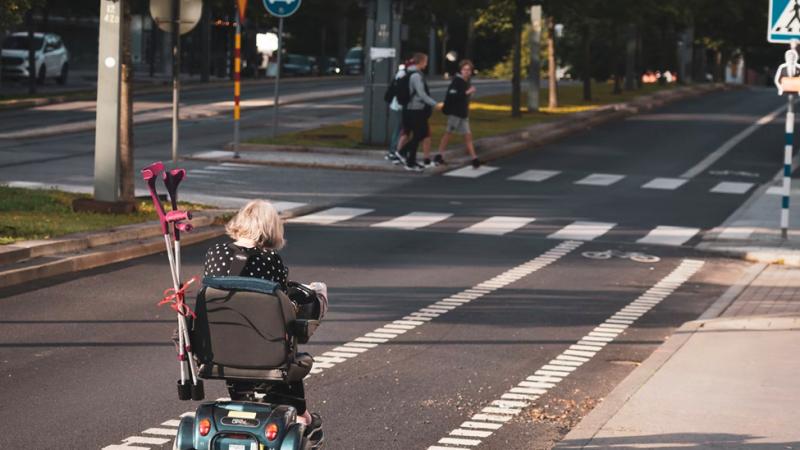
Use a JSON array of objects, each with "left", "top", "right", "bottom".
[{"left": 202, "top": 199, "right": 324, "bottom": 440}]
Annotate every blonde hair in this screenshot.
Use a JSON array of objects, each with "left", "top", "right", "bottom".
[{"left": 225, "top": 200, "right": 285, "bottom": 250}]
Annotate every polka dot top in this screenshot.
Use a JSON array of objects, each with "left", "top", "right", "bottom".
[{"left": 203, "top": 242, "right": 289, "bottom": 290}]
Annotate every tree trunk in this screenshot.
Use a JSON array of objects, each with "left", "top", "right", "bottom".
[
  {"left": 428, "top": 19, "right": 437, "bottom": 76},
  {"left": 119, "top": 0, "right": 135, "bottom": 203},
  {"left": 511, "top": 0, "right": 523, "bottom": 117},
  {"left": 465, "top": 14, "right": 475, "bottom": 61},
  {"left": 338, "top": 16, "right": 348, "bottom": 63},
  {"left": 582, "top": 23, "right": 591, "bottom": 102},
  {"left": 547, "top": 16, "right": 557, "bottom": 109},
  {"left": 440, "top": 22, "right": 448, "bottom": 76}
]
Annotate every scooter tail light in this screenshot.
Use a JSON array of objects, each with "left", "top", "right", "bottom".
[
  {"left": 199, "top": 418, "right": 211, "bottom": 436},
  {"left": 265, "top": 423, "right": 279, "bottom": 441}
]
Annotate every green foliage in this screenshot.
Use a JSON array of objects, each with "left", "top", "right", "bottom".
[{"left": 0, "top": 0, "right": 34, "bottom": 31}]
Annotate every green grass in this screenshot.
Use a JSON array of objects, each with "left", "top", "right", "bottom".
[
  {"left": 0, "top": 186, "right": 208, "bottom": 245},
  {"left": 246, "top": 81, "right": 676, "bottom": 149}
]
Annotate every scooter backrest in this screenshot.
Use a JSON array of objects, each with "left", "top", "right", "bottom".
[{"left": 192, "top": 277, "right": 297, "bottom": 370}]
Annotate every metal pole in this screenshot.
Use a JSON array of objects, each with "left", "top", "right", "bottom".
[
  {"left": 233, "top": 12, "right": 241, "bottom": 158},
  {"left": 271, "top": 18, "right": 283, "bottom": 138},
  {"left": 783, "top": 94, "right": 794, "bottom": 240},
  {"left": 171, "top": 0, "right": 181, "bottom": 165}
]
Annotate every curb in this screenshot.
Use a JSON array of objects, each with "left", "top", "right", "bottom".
[
  {"left": 198, "top": 84, "right": 731, "bottom": 173},
  {"left": 555, "top": 258, "right": 764, "bottom": 448},
  {"left": 0, "top": 75, "right": 361, "bottom": 112},
  {"left": 0, "top": 204, "right": 317, "bottom": 290}
]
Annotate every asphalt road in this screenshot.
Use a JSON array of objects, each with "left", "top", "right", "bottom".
[{"left": 0, "top": 86, "right": 787, "bottom": 449}]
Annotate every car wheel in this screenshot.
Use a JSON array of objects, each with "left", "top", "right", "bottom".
[
  {"left": 57, "top": 63, "right": 68, "bottom": 85},
  {"left": 37, "top": 64, "right": 46, "bottom": 85}
]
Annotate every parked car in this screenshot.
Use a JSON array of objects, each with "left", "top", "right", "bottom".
[
  {"left": 1, "top": 32, "right": 69, "bottom": 85},
  {"left": 343, "top": 47, "right": 363, "bottom": 75},
  {"left": 281, "top": 53, "right": 313, "bottom": 76}
]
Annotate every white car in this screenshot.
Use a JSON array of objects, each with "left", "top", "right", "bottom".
[{"left": 1, "top": 32, "right": 69, "bottom": 85}]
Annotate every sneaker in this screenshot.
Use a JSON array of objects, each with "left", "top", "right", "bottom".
[
  {"left": 404, "top": 161, "right": 424, "bottom": 172},
  {"left": 395, "top": 151, "right": 407, "bottom": 165},
  {"left": 434, "top": 154, "right": 447, "bottom": 166},
  {"left": 471, "top": 158, "right": 482, "bottom": 169},
  {"left": 386, "top": 151, "right": 402, "bottom": 165},
  {"left": 423, "top": 158, "right": 433, "bottom": 167}
]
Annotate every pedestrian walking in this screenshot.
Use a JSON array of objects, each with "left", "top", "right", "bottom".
[
  {"left": 436, "top": 59, "right": 481, "bottom": 168},
  {"left": 396, "top": 52, "right": 440, "bottom": 172},
  {"left": 385, "top": 62, "right": 409, "bottom": 165}
]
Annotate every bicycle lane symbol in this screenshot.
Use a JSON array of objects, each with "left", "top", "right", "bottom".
[{"left": 582, "top": 249, "right": 660, "bottom": 264}]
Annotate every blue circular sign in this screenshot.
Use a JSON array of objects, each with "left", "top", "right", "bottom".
[{"left": 263, "top": 0, "right": 302, "bottom": 18}]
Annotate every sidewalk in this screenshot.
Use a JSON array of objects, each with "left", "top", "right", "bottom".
[{"left": 556, "top": 263, "right": 800, "bottom": 449}]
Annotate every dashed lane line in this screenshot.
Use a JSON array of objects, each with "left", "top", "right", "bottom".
[{"left": 426, "top": 258, "right": 704, "bottom": 450}]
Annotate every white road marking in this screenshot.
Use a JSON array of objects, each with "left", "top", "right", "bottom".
[
  {"left": 289, "top": 207, "right": 373, "bottom": 225},
  {"left": 574, "top": 173, "right": 625, "bottom": 186},
  {"left": 710, "top": 181, "right": 754, "bottom": 194},
  {"left": 548, "top": 221, "right": 616, "bottom": 241},
  {"left": 642, "top": 177, "right": 688, "bottom": 190},
  {"left": 445, "top": 165, "right": 499, "bottom": 178},
  {"left": 142, "top": 428, "right": 177, "bottom": 436},
  {"left": 371, "top": 212, "right": 453, "bottom": 230},
  {"left": 426, "top": 259, "right": 704, "bottom": 450},
  {"left": 459, "top": 216, "right": 536, "bottom": 236},
  {"left": 718, "top": 226, "right": 755, "bottom": 240},
  {"left": 637, "top": 225, "right": 700, "bottom": 246},
  {"left": 767, "top": 186, "right": 785, "bottom": 195},
  {"left": 681, "top": 104, "right": 786, "bottom": 178},
  {"left": 508, "top": 169, "right": 561, "bottom": 182}
]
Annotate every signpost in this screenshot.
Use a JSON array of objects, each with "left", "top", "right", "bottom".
[
  {"left": 263, "top": 0, "right": 302, "bottom": 138},
  {"left": 362, "top": 0, "right": 402, "bottom": 145},
  {"left": 150, "top": 0, "right": 202, "bottom": 164},
  {"left": 770, "top": 0, "right": 800, "bottom": 238},
  {"left": 94, "top": 0, "right": 123, "bottom": 202}
]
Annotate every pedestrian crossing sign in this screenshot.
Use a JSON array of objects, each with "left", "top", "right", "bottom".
[{"left": 769, "top": 0, "right": 800, "bottom": 43}]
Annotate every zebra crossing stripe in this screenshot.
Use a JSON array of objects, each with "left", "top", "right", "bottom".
[
  {"left": 642, "top": 177, "right": 688, "bottom": 190},
  {"left": 289, "top": 207, "right": 373, "bottom": 225},
  {"left": 710, "top": 181, "right": 754, "bottom": 194},
  {"left": 574, "top": 173, "right": 625, "bottom": 186},
  {"left": 636, "top": 225, "right": 700, "bottom": 247},
  {"left": 426, "top": 259, "right": 704, "bottom": 450},
  {"left": 445, "top": 165, "right": 499, "bottom": 178},
  {"left": 508, "top": 169, "right": 561, "bottom": 182},
  {"left": 547, "top": 221, "right": 616, "bottom": 241},
  {"left": 459, "top": 216, "right": 535, "bottom": 236},
  {"left": 371, "top": 212, "right": 453, "bottom": 230}
]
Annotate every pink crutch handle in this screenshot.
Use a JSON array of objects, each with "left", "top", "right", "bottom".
[
  {"left": 166, "top": 210, "right": 192, "bottom": 222},
  {"left": 175, "top": 222, "right": 193, "bottom": 232},
  {"left": 141, "top": 161, "right": 165, "bottom": 181}
]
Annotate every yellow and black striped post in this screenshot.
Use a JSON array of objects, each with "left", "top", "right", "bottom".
[{"left": 233, "top": 3, "right": 244, "bottom": 158}]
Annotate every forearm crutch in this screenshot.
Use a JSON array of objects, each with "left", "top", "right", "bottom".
[{"left": 141, "top": 162, "right": 203, "bottom": 401}]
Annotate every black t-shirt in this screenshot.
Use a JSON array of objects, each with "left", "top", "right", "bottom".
[
  {"left": 202, "top": 242, "right": 288, "bottom": 290},
  {"left": 442, "top": 76, "right": 470, "bottom": 119}
]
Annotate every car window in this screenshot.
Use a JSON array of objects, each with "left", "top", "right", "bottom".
[
  {"left": 2, "top": 36, "right": 44, "bottom": 50},
  {"left": 345, "top": 48, "right": 362, "bottom": 60}
]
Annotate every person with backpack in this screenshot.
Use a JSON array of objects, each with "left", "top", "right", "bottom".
[
  {"left": 436, "top": 59, "right": 481, "bottom": 168},
  {"left": 396, "top": 52, "right": 440, "bottom": 172},
  {"left": 384, "top": 62, "right": 409, "bottom": 164}
]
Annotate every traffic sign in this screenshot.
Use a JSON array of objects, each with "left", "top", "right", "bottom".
[
  {"left": 769, "top": 0, "right": 800, "bottom": 43},
  {"left": 263, "top": 0, "right": 302, "bottom": 18},
  {"left": 150, "top": 0, "right": 202, "bottom": 35}
]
